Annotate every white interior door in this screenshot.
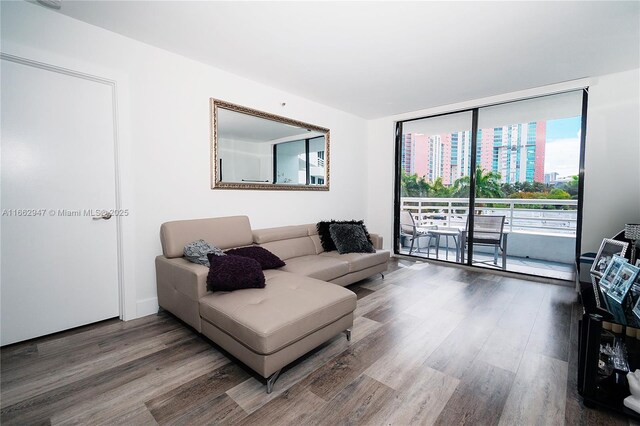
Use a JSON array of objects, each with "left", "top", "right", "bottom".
[{"left": 1, "top": 57, "right": 120, "bottom": 346}]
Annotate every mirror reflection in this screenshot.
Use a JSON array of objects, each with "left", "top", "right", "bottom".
[{"left": 211, "top": 99, "right": 330, "bottom": 190}]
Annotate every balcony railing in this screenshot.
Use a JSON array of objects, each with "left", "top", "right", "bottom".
[{"left": 401, "top": 197, "right": 578, "bottom": 236}]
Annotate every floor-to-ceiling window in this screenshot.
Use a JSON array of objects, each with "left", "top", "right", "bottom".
[
  {"left": 274, "top": 136, "right": 325, "bottom": 185},
  {"left": 395, "top": 90, "right": 587, "bottom": 281}
]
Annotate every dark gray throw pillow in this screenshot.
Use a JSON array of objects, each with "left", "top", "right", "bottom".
[
  {"left": 317, "top": 220, "right": 373, "bottom": 252},
  {"left": 329, "top": 223, "right": 376, "bottom": 254},
  {"left": 206, "top": 253, "right": 266, "bottom": 292},
  {"left": 184, "top": 239, "right": 225, "bottom": 267}
]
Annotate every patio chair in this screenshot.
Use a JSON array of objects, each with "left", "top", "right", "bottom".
[
  {"left": 400, "top": 210, "right": 436, "bottom": 255},
  {"left": 464, "top": 215, "right": 506, "bottom": 270}
]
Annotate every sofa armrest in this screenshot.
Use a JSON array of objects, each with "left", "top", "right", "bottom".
[
  {"left": 369, "top": 233, "right": 383, "bottom": 250},
  {"left": 155, "top": 256, "right": 208, "bottom": 301}
]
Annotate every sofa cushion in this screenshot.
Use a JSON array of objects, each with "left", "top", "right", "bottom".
[
  {"left": 161, "top": 216, "right": 253, "bottom": 258},
  {"left": 281, "top": 255, "right": 350, "bottom": 281},
  {"left": 206, "top": 254, "right": 265, "bottom": 292},
  {"left": 199, "top": 272, "right": 357, "bottom": 354},
  {"left": 321, "top": 250, "right": 391, "bottom": 273},
  {"left": 252, "top": 225, "right": 309, "bottom": 244},
  {"left": 258, "top": 237, "right": 317, "bottom": 261},
  {"left": 225, "top": 246, "right": 285, "bottom": 270},
  {"left": 309, "top": 234, "right": 324, "bottom": 254},
  {"left": 329, "top": 223, "right": 376, "bottom": 254}
]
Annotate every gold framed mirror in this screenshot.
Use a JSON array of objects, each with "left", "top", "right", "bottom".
[{"left": 210, "top": 99, "right": 330, "bottom": 190}]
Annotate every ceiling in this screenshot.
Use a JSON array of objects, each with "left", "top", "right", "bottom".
[
  {"left": 49, "top": 1, "right": 640, "bottom": 119},
  {"left": 218, "top": 107, "right": 322, "bottom": 143}
]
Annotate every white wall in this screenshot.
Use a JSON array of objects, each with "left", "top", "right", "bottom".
[
  {"left": 1, "top": 1, "right": 368, "bottom": 318},
  {"left": 218, "top": 138, "right": 272, "bottom": 183},
  {"left": 3, "top": 2, "right": 638, "bottom": 323},
  {"left": 366, "top": 70, "right": 640, "bottom": 256},
  {"left": 582, "top": 69, "right": 640, "bottom": 252}
]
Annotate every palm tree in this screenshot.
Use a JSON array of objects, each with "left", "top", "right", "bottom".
[
  {"left": 400, "top": 171, "right": 431, "bottom": 197},
  {"left": 430, "top": 177, "right": 452, "bottom": 197},
  {"left": 453, "top": 167, "right": 504, "bottom": 198}
]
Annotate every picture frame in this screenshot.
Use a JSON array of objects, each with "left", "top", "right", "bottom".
[
  {"left": 600, "top": 255, "right": 626, "bottom": 291},
  {"left": 606, "top": 262, "right": 640, "bottom": 304},
  {"left": 632, "top": 265, "right": 640, "bottom": 302},
  {"left": 591, "top": 274, "right": 603, "bottom": 309},
  {"left": 591, "top": 238, "right": 629, "bottom": 277},
  {"left": 632, "top": 292, "right": 640, "bottom": 321}
]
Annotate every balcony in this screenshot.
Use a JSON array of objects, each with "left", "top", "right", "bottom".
[{"left": 400, "top": 197, "right": 578, "bottom": 280}]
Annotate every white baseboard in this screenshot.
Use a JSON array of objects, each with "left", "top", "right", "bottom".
[{"left": 136, "top": 297, "right": 159, "bottom": 318}]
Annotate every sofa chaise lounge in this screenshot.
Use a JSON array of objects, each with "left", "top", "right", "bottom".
[{"left": 155, "top": 215, "right": 389, "bottom": 392}]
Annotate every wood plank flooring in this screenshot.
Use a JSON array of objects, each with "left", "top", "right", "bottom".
[{"left": 0, "top": 259, "right": 632, "bottom": 425}]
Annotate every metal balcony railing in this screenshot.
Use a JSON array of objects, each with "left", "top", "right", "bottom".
[{"left": 401, "top": 197, "right": 578, "bottom": 236}]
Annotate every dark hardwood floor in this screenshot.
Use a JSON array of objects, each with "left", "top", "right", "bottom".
[{"left": 1, "top": 259, "right": 631, "bottom": 425}]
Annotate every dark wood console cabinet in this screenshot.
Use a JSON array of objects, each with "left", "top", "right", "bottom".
[{"left": 578, "top": 283, "right": 640, "bottom": 418}]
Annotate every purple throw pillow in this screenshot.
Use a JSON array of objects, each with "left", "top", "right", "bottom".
[
  {"left": 206, "top": 253, "right": 265, "bottom": 292},
  {"left": 224, "top": 246, "right": 285, "bottom": 270}
]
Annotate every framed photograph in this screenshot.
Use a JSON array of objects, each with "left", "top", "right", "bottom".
[
  {"left": 591, "top": 238, "right": 629, "bottom": 277},
  {"left": 590, "top": 274, "right": 616, "bottom": 319},
  {"left": 606, "top": 262, "right": 640, "bottom": 304},
  {"left": 591, "top": 274, "right": 603, "bottom": 309},
  {"left": 633, "top": 293, "right": 640, "bottom": 321},
  {"left": 600, "top": 255, "right": 626, "bottom": 291},
  {"left": 631, "top": 288, "right": 640, "bottom": 322},
  {"left": 632, "top": 265, "right": 640, "bottom": 302}
]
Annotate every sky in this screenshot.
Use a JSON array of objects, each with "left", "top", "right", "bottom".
[{"left": 544, "top": 116, "right": 581, "bottom": 177}]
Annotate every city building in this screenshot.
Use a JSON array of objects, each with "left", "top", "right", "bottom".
[
  {"left": 545, "top": 171, "right": 560, "bottom": 184},
  {"left": 403, "top": 121, "right": 549, "bottom": 185}
]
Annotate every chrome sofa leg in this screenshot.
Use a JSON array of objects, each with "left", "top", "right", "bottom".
[
  {"left": 344, "top": 328, "right": 352, "bottom": 342},
  {"left": 266, "top": 369, "right": 281, "bottom": 394}
]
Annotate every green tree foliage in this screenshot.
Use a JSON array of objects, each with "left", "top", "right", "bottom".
[
  {"left": 400, "top": 167, "right": 577, "bottom": 207},
  {"left": 501, "top": 181, "right": 550, "bottom": 196},
  {"left": 548, "top": 188, "right": 571, "bottom": 199},
  {"left": 560, "top": 175, "right": 579, "bottom": 198},
  {"left": 400, "top": 170, "right": 430, "bottom": 197},
  {"left": 430, "top": 177, "right": 452, "bottom": 197},
  {"left": 452, "top": 167, "right": 504, "bottom": 198}
]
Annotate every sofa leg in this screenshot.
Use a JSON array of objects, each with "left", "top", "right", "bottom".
[
  {"left": 157, "top": 307, "right": 164, "bottom": 316},
  {"left": 344, "top": 328, "right": 352, "bottom": 342},
  {"left": 380, "top": 272, "right": 385, "bottom": 279},
  {"left": 266, "top": 369, "right": 282, "bottom": 394}
]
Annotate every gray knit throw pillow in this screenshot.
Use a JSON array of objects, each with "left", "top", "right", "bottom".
[{"left": 184, "top": 239, "right": 225, "bottom": 267}]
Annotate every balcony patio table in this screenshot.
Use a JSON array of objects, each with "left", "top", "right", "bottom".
[{"left": 427, "top": 228, "right": 462, "bottom": 262}]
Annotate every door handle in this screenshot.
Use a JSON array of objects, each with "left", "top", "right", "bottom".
[{"left": 92, "top": 212, "right": 112, "bottom": 220}]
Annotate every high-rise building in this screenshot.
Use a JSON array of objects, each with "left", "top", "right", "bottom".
[
  {"left": 533, "top": 122, "right": 546, "bottom": 183},
  {"left": 413, "top": 134, "right": 430, "bottom": 179},
  {"left": 545, "top": 172, "right": 559, "bottom": 185},
  {"left": 401, "top": 133, "right": 414, "bottom": 175},
  {"left": 403, "top": 121, "right": 547, "bottom": 186}
]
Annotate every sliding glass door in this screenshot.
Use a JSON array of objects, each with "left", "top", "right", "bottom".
[
  {"left": 397, "top": 111, "right": 472, "bottom": 265},
  {"left": 395, "top": 90, "right": 587, "bottom": 280},
  {"left": 470, "top": 91, "right": 584, "bottom": 278}
]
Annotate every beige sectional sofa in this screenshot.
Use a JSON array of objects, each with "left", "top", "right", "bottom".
[{"left": 155, "top": 215, "right": 389, "bottom": 392}]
